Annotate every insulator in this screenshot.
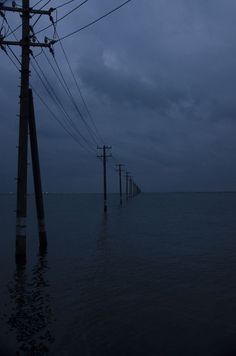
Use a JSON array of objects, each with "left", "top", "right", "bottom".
[{"left": 49, "top": 46, "right": 54, "bottom": 57}]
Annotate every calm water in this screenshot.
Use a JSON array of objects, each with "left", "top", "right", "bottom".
[{"left": 1, "top": 193, "right": 236, "bottom": 355}]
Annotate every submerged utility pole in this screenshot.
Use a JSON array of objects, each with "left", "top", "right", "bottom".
[
  {"left": 116, "top": 164, "right": 124, "bottom": 205},
  {"left": 97, "top": 145, "right": 112, "bottom": 212},
  {"left": 29, "top": 89, "right": 47, "bottom": 250},
  {"left": 125, "top": 172, "right": 129, "bottom": 201},
  {"left": 0, "top": 1, "right": 54, "bottom": 262},
  {"left": 129, "top": 176, "right": 133, "bottom": 198}
]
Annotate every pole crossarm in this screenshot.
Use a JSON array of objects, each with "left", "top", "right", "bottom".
[
  {"left": 0, "top": 5, "right": 54, "bottom": 16},
  {"left": 97, "top": 146, "right": 112, "bottom": 158},
  {"left": 0, "top": 40, "right": 53, "bottom": 48}
]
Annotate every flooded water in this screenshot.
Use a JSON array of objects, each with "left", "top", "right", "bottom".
[{"left": 1, "top": 193, "right": 236, "bottom": 355}]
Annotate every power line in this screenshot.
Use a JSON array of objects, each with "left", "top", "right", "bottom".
[
  {"left": 51, "top": 52, "right": 99, "bottom": 146},
  {"left": 7, "top": 44, "right": 21, "bottom": 66},
  {"left": 55, "top": 31, "right": 105, "bottom": 145},
  {"left": 4, "top": 23, "right": 21, "bottom": 39},
  {"left": 34, "top": 39, "right": 100, "bottom": 147},
  {"left": 31, "top": 85, "right": 94, "bottom": 153},
  {"left": 32, "top": 0, "right": 46, "bottom": 8},
  {"left": 4, "top": 0, "right": 52, "bottom": 39},
  {"left": 31, "top": 0, "right": 52, "bottom": 28},
  {"left": 31, "top": 56, "right": 96, "bottom": 153},
  {"left": 34, "top": 0, "right": 88, "bottom": 36},
  {"left": 1, "top": 13, "right": 98, "bottom": 149},
  {"left": 56, "top": 0, "right": 77, "bottom": 10},
  {"left": 3, "top": 47, "right": 20, "bottom": 71},
  {"left": 38, "top": 0, "right": 52, "bottom": 10},
  {"left": 57, "top": 0, "right": 133, "bottom": 42}
]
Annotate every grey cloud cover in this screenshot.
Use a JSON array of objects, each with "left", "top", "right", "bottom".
[{"left": 1, "top": 0, "right": 236, "bottom": 192}]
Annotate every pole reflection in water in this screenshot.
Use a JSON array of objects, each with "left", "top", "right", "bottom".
[
  {"left": 7, "top": 249, "right": 55, "bottom": 355},
  {"left": 97, "top": 213, "right": 109, "bottom": 249}
]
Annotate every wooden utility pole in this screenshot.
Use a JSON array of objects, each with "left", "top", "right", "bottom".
[
  {"left": 129, "top": 176, "right": 132, "bottom": 198},
  {"left": 125, "top": 172, "right": 129, "bottom": 201},
  {"left": 16, "top": 0, "right": 30, "bottom": 260},
  {"left": 97, "top": 145, "right": 112, "bottom": 212},
  {"left": 0, "top": 1, "right": 54, "bottom": 262},
  {"left": 116, "top": 164, "right": 124, "bottom": 205},
  {"left": 29, "top": 89, "right": 47, "bottom": 250}
]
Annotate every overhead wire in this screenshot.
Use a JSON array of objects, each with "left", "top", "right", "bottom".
[
  {"left": 31, "top": 0, "right": 52, "bottom": 28},
  {"left": 4, "top": 15, "right": 99, "bottom": 154},
  {"left": 32, "top": 36, "right": 101, "bottom": 148},
  {"left": 7, "top": 44, "right": 21, "bottom": 66},
  {"left": 3, "top": 47, "right": 20, "bottom": 71},
  {"left": 56, "top": 0, "right": 77, "bottom": 10},
  {"left": 4, "top": 23, "right": 21, "bottom": 39},
  {"left": 31, "top": 56, "right": 97, "bottom": 153},
  {"left": 34, "top": 0, "right": 88, "bottom": 36},
  {"left": 32, "top": 0, "right": 45, "bottom": 8},
  {"left": 0, "top": 18, "right": 99, "bottom": 157},
  {"left": 4, "top": 0, "right": 52, "bottom": 39},
  {"left": 31, "top": 85, "right": 96, "bottom": 153},
  {"left": 37, "top": 0, "right": 52, "bottom": 10},
  {"left": 55, "top": 30, "right": 105, "bottom": 145},
  {"left": 56, "top": 0, "right": 133, "bottom": 42},
  {"left": 51, "top": 52, "right": 100, "bottom": 146}
]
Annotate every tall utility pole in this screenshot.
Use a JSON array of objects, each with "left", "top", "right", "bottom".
[
  {"left": 97, "top": 145, "right": 112, "bottom": 212},
  {"left": 125, "top": 172, "right": 129, "bottom": 201},
  {"left": 116, "top": 164, "right": 124, "bottom": 205},
  {"left": 0, "top": 2, "right": 54, "bottom": 262}
]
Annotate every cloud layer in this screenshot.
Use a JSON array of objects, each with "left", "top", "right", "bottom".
[{"left": 1, "top": 0, "right": 236, "bottom": 192}]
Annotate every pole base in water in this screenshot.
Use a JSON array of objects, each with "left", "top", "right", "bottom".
[
  {"left": 15, "top": 235, "right": 26, "bottom": 265},
  {"left": 39, "top": 231, "right": 47, "bottom": 250},
  {"left": 38, "top": 220, "right": 47, "bottom": 250}
]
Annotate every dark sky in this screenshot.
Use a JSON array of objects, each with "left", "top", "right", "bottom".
[{"left": 1, "top": 0, "right": 236, "bottom": 193}]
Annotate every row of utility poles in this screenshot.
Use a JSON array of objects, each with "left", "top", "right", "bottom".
[
  {"left": 97, "top": 146, "right": 141, "bottom": 212},
  {"left": 0, "top": 1, "right": 141, "bottom": 265}
]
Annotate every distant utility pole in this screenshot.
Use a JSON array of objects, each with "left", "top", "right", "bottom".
[
  {"left": 129, "top": 176, "right": 133, "bottom": 198},
  {"left": 97, "top": 145, "right": 112, "bottom": 212},
  {"left": 116, "top": 164, "right": 124, "bottom": 205},
  {"left": 125, "top": 172, "right": 129, "bottom": 201},
  {"left": 0, "top": 1, "right": 54, "bottom": 263}
]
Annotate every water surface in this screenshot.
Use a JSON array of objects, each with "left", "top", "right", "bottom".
[{"left": 1, "top": 193, "right": 236, "bottom": 355}]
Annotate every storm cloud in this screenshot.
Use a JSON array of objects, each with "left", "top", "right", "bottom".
[{"left": 1, "top": 0, "right": 236, "bottom": 192}]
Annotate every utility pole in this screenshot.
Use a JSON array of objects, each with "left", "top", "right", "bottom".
[
  {"left": 0, "top": 1, "right": 54, "bottom": 263},
  {"left": 116, "top": 164, "right": 124, "bottom": 205},
  {"left": 129, "top": 176, "right": 133, "bottom": 198},
  {"left": 125, "top": 172, "right": 129, "bottom": 201},
  {"left": 29, "top": 89, "right": 47, "bottom": 251},
  {"left": 97, "top": 145, "right": 112, "bottom": 212}
]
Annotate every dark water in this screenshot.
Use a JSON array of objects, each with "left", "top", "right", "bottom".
[{"left": 1, "top": 193, "right": 236, "bottom": 355}]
